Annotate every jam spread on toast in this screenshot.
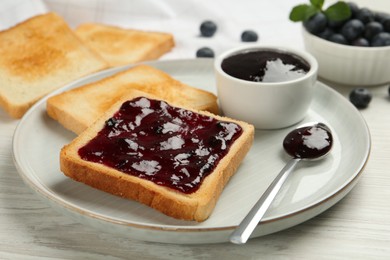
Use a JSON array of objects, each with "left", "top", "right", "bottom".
[{"left": 78, "top": 97, "right": 243, "bottom": 194}]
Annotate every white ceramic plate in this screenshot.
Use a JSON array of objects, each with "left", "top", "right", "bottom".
[{"left": 13, "top": 59, "right": 371, "bottom": 244}]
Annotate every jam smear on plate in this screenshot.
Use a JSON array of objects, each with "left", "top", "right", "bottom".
[{"left": 78, "top": 97, "right": 243, "bottom": 194}]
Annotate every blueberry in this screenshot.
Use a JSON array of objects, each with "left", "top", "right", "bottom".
[
  {"left": 303, "top": 12, "right": 328, "bottom": 34},
  {"left": 364, "top": 22, "right": 384, "bottom": 40},
  {"left": 356, "top": 8, "right": 374, "bottom": 24},
  {"left": 328, "top": 19, "right": 346, "bottom": 29},
  {"left": 200, "top": 21, "right": 217, "bottom": 37},
  {"left": 196, "top": 47, "right": 214, "bottom": 58},
  {"left": 328, "top": 33, "right": 348, "bottom": 45},
  {"left": 241, "top": 30, "right": 258, "bottom": 42},
  {"left": 384, "top": 18, "right": 390, "bottom": 32},
  {"left": 317, "top": 27, "right": 334, "bottom": 40},
  {"left": 347, "top": 2, "right": 359, "bottom": 18},
  {"left": 340, "top": 19, "right": 364, "bottom": 41},
  {"left": 371, "top": 32, "right": 390, "bottom": 46},
  {"left": 349, "top": 88, "right": 372, "bottom": 109},
  {"left": 374, "top": 12, "right": 390, "bottom": 24},
  {"left": 352, "top": 37, "right": 369, "bottom": 47}
]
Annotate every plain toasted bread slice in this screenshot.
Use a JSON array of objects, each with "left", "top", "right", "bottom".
[
  {"left": 47, "top": 65, "right": 219, "bottom": 134},
  {"left": 75, "top": 23, "right": 175, "bottom": 67},
  {"left": 60, "top": 95, "right": 254, "bottom": 221},
  {"left": 0, "top": 13, "right": 108, "bottom": 118}
]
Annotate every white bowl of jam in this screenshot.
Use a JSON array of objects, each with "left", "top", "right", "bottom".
[{"left": 214, "top": 45, "right": 318, "bottom": 130}]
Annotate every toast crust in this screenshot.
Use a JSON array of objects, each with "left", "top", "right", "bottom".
[
  {"left": 47, "top": 65, "right": 218, "bottom": 134},
  {"left": 76, "top": 23, "right": 175, "bottom": 67},
  {"left": 0, "top": 13, "right": 108, "bottom": 118},
  {"left": 60, "top": 96, "right": 254, "bottom": 221}
]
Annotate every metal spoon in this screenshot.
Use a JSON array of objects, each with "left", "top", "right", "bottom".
[{"left": 229, "top": 122, "right": 333, "bottom": 245}]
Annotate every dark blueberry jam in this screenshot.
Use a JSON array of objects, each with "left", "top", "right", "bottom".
[
  {"left": 78, "top": 97, "right": 243, "bottom": 194},
  {"left": 221, "top": 50, "right": 310, "bottom": 83},
  {"left": 283, "top": 123, "right": 333, "bottom": 159}
]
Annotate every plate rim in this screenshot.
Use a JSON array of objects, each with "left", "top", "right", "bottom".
[{"left": 12, "top": 58, "right": 371, "bottom": 234}]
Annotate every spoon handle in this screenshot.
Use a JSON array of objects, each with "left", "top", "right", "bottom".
[{"left": 230, "top": 158, "right": 300, "bottom": 244}]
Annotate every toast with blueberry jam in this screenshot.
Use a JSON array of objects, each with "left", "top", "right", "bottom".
[{"left": 60, "top": 96, "right": 254, "bottom": 221}]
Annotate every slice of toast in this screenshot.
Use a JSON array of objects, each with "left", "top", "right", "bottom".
[
  {"left": 47, "top": 65, "right": 219, "bottom": 134},
  {"left": 60, "top": 95, "right": 254, "bottom": 221},
  {"left": 0, "top": 13, "right": 108, "bottom": 118},
  {"left": 75, "top": 23, "right": 175, "bottom": 67}
]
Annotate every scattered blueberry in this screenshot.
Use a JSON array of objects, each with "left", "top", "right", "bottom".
[
  {"left": 196, "top": 47, "right": 214, "bottom": 58},
  {"left": 364, "top": 22, "right": 384, "bottom": 40},
  {"left": 303, "top": 12, "right": 328, "bottom": 34},
  {"left": 328, "top": 33, "right": 348, "bottom": 45},
  {"left": 356, "top": 8, "right": 375, "bottom": 24},
  {"left": 200, "top": 21, "right": 217, "bottom": 37},
  {"left": 349, "top": 88, "right": 372, "bottom": 109},
  {"left": 340, "top": 19, "right": 365, "bottom": 41},
  {"left": 241, "top": 30, "right": 258, "bottom": 42},
  {"left": 371, "top": 32, "right": 390, "bottom": 46}
]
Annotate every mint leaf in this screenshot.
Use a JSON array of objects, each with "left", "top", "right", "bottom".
[
  {"left": 310, "top": 0, "right": 324, "bottom": 9},
  {"left": 289, "top": 4, "right": 319, "bottom": 22},
  {"left": 324, "top": 1, "right": 351, "bottom": 21}
]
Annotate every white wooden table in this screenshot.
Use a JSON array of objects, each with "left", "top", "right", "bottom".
[{"left": 1, "top": 0, "right": 390, "bottom": 259}]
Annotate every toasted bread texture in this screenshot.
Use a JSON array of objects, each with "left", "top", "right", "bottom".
[
  {"left": 75, "top": 23, "right": 175, "bottom": 67},
  {"left": 47, "top": 65, "right": 219, "bottom": 134},
  {"left": 60, "top": 96, "right": 254, "bottom": 221},
  {"left": 0, "top": 13, "right": 108, "bottom": 118}
]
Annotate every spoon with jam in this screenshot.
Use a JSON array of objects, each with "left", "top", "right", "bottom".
[{"left": 230, "top": 122, "right": 333, "bottom": 244}]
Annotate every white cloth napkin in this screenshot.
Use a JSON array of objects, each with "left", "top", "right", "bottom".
[{"left": 0, "top": 0, "right": 304, "bottom": 59}]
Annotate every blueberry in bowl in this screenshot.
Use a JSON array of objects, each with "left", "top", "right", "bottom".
[
  {"left": 303, "top": 12, "right": 328, "bottom": 35},
  {"left": 290, "top": 0, "right": 390, "bottom": 86}
]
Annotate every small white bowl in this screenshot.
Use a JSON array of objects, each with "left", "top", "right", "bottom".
[
  {"left": 214, "top": 45, "right": 318, "bottom": 130},
  {"left": 302, "top": 28, "right": 390, "bottom": 86}
]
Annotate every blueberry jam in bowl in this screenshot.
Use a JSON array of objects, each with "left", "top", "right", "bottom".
[{"left": 214, "top": 45, "right": 318, "bottom": 130}]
